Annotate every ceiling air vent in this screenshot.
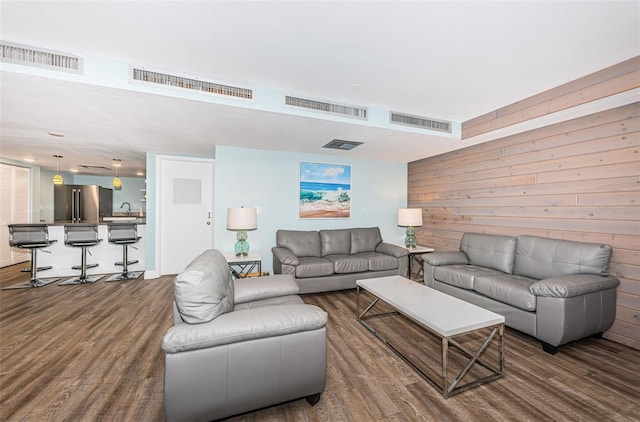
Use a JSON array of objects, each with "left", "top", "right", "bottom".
[
  {"left": 132, "top": 67, "right": 252, "bottom": 99},
  {"left": 0, "top": 41, "right": 83, "bottom": 74},
  {"left": 322, "top": 139, "right": 363, "bottom": 151},
  {"left": 285, "top": 96, "right": 368, "bottom": 120},
  {"left": 390, "top": 112, "right": 451, "bottom": 133},
  {"left": 78, "top": 165, "right": 113, "bottom": 171}
]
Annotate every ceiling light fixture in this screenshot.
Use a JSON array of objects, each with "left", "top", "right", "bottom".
[
  {"left": 112, "top": 159, "right": 122, "bottom": 190},
  {"left": 53, "top": 155, "right": 64, "bottom": 185},
  {"left": 48, "top": 131, "right": 65, "bottom": 137}
]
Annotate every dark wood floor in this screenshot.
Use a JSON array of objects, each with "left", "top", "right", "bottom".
[{"left": 1, "top": 263, "right": 639, "bottom": 421}]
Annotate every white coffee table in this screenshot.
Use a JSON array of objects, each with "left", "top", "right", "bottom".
[{"left": 356, "top": 275, "right": 505, "bottom": 398}]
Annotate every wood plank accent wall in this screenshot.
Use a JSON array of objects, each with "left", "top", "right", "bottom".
[
  {"left": 462, "top": 56, "right": 640, "bottom": 139},
  {"left": 408, "top": 102, "right": 640, "bottom": 350}
]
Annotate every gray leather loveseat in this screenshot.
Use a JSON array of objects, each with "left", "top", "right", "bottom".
[
  {"left": 423, "top": 233, "right": 620, "bottom": 354},
  {"left": 272, "top": 227, "right": 408, "bottom": 294},
  {"left": 161, "top": 249, "right": 328, "bottom": 421}
]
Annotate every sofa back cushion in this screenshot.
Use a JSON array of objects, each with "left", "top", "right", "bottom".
[
  {"left": 460, "top": 233, "right": 517, "bottom": 274},
  {"left": 276, "top": 230, "right": 321, "bottom": 257},
  {"left": 514, "top": 235, "right": 612, "bottom": 280},
  {"left": 174, "top": 249, "right": 234, "bottom": 324},
  {"left": 319, "top": 229, "right": 352, "bottom": 256},
  {"left": 351, "top": 227, "right": 383, "bottom": 254}
]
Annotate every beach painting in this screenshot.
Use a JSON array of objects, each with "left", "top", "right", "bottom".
[{"left": 299, "top": 162, "right": 351, "bottom": 219}]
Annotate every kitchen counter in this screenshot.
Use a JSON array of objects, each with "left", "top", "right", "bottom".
[
  {"left": 34, "top": 224, "right": 146, "bottom": 278},
  {"left": 44, "top": 218, "right": 146, "bottom": 226}
]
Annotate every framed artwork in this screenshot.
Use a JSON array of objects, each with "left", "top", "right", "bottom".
[{"left": 299, "top": 162, "right": 351, "bottom": 219}]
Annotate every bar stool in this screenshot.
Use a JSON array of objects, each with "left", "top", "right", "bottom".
[
  {"left": 6, "top": 224, "right": 60, "bottom": 288},
  {"left": 105, "top": 222, "right": 143, "bottom": 281},
  {"left": 59, "top": 224, "right": 103, "bottom": 285}
]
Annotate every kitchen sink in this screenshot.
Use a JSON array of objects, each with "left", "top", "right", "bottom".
[{"left": 103, "top": 216, "right": 138, "bottom": 221}]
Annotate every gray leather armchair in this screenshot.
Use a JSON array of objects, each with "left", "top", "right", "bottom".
[{"left": 161, "top": 249, "right": 328, "bottom": 421}]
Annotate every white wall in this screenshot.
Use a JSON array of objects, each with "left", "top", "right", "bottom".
[{"left": 214, "top": 146, "right": 408, "bottom": 274}]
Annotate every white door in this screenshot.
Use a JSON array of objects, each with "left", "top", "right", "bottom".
[
  {"left": 0, "top": 164, "right": 30, "bottom": 267},
  {"left": 156, "top": 156, "right": 214, "bottom": 275}
]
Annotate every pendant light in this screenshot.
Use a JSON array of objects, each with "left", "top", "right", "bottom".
[
  {"left": 52, "top": 155, "right": 64, "bottom": 185},
  {"left": 112, "top": 158, "right": 122, "bottom": 190}
]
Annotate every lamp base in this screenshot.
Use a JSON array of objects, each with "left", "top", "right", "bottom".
[
  {"left": 234, "top": 230, "right": 250, "bottom": 256},
  {"left": 404, "top": 226, "right": 417, "bottom": 248}
]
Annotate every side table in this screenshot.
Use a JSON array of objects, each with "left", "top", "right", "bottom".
[
  {"left": 402, "top": 245, "right": 434, "bottom": 280},
  {"left": 223, "top": 252, "right": 262, "bottom": 278}
]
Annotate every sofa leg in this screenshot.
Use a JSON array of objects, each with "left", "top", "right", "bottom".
[
  {"left": 305, "top": 393, "right": 322, "bottom": 406},
  {"left": 541, "top": 341, "right": 559, "bottom": 355},
  {"left": 593, "top": 332, "right": 604, "bottom": 339}
]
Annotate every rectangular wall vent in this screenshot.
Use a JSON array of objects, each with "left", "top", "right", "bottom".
[
  {"left": 132, "top": 68, "right": 253, "bottom": 99},
  {"left": 390, "top": 112, "right": 451, "bottom": 133},
  {"left": 285, "top": 95, "right": 368, "bottom": 120},
  {"left": 0, "top": 41, "right": 83, "bottom": 74},
  {"left": 323, "top": 139, "right": 363, "bottom": 151}
]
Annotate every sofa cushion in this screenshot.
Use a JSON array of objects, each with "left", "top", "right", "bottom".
[
  {"left": 514, "top": 235, "right": 613, "bottom": 280},
  {"left": 276, "top": 230, "right": 321, "bottom": 257},
  {"left": 296, "top": 257, "right": 334, "bottom": 278},
  {"left": 319, "top": 229, "right": 352, "bottom": 256},
  {"left": 174, "top": 249, "right": 234, "bottom": 324},
  {"left": 351, "top": 227, "right": 383, "bottom": 254},
  {"left": 326, "top": 255, "right": 369, "bottom": 273},
  {"left": 356, "top": 252, "right": 399, "bottom": 271},
  {"left": 474, "top": 274, "right": 537, "bottom": 311},
  {"left": 434, "top": 265, "right": 505, "bottom": 290},
  {"left": 460, "top": 233, "right": 517, "bottom": 274}
]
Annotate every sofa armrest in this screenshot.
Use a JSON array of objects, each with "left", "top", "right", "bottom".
[
  {"left": 162, "top": 304, "right": 328, "bottom": 353},
  {"left": 530, "top": 274, "right": 620, "bottom": 298},
  {"left": 233, "top": 275, "right": 300, "bottom": 304},
  {"left": 375, "top": 242, "right": 409, "bottom": 258},
  {"left": 272, "top": 246, "right": 300, "bottom": 266},
  {"left": 423, "top": 251, "right": 469, "bottom": 266}
]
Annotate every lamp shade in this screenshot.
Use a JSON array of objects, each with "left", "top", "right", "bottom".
[
  {"left": 226, "top": 207, "right": 257, "bottom": 230},
  {"left": 398, "top": 208, "right": 423, "bottom": 227}
]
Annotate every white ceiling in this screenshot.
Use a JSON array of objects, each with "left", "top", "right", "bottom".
[{"left": 1, "top": 1, "right": 639, "bottom": 177}]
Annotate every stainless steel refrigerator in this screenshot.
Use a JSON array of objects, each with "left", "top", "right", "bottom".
[{"left": 54, "top": 185, "right": 113, "bottom": 223}]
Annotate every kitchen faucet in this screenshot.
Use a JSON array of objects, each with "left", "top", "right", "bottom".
[{"left": 121, "top": 202, "right": 131, "bottom": 216}]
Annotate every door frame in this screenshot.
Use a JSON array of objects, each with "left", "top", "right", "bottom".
[{"left": 154, "top": 154, "right": 215, "bottom": 277}]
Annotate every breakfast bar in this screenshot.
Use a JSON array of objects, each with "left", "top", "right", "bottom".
[{"left": 29, "top": 222, "right": 146, "bottom": 279}]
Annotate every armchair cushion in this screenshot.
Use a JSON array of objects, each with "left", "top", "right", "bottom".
[
  {"left": 271, "top": 246, "right": 300, "bottom": 266},
  {"left": 319, "top": 229, "right": 352, "bottom": 256},
  {"left": 174, "top": 249, "right": 234, "bottom": 324},
  {"left": 161, "top": 304, "right": 328, "bottom": 353},
  {"left": 460, "top": 233, "right": 517, "bottom": 274},
  {"left": 424, "top": 251, "right": 469, "bottom": 266},
  {"left": 351, "top": 227, "right": 383, "bottom": 254},
  {"left": 233, "top": 274, "right": 300, "bottom": 305},
  {"left": 515, "top": 235, "right": 613, "bottom": 279},
  {"left": 530, "top": 274, "right": 620, "bottom": 298},
  {"left": 375, "top": 242, "right": 409, "bottom": 258},
  {"left": 276, "top": 230, "right": 321, "bottom": 257}
]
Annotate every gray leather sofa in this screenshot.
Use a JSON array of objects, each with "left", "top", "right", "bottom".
[
  {"left": 161, "top": 249, "right": 328, "bottom": 421},
  {"left": 272, "top": 227, "right": 409, "bottom": 294},
  {"left": 423, "top": 233, "right": 620, "bottom": 354}
]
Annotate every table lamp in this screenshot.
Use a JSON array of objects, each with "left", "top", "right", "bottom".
[
  {"left": 227, "top": 207, "right": 257, "bottom": 256},
  {"left": 398, "top": 208, "right": 423, "bottom": 248}
]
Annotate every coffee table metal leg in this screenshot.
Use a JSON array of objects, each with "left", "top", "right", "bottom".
[
  {"left": 442, "top": 337, "right": 449, "bottom": 399},
  {"left": 356, "top": 290, "right": 504, "bottom": 398}
]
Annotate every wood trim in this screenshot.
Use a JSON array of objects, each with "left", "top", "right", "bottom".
[
  {"left": 409, "top": 103, "right": 640, "bottom": 350},
  {"left": 462, "top": 56, "right": 640, "bottom": 139}
]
